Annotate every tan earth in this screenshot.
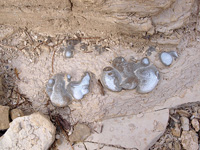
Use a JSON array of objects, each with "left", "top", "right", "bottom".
[{"left": 0, "top": 0, "right": 200, "bottom": 150}]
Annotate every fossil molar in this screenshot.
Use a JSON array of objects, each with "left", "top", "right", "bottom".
[
  {"left": 101, "top": 57, "right": 160, "bottom": 94},
  {"left": 159, "top": 51, "right": 178, "bottom": 66},
  {"left": 46, "top": 72, "right": 91, "bottom": 107},
  {"left": 67, "top": 73, "right": 90, "bottom": 100}
]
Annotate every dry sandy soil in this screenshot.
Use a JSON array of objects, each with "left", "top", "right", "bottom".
[{"left": 0, "top": 0, "right": 200, "bottom": 149}]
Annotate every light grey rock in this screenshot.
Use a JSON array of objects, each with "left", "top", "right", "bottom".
[{"left": 0, "top": 112, "right": 56, "bottom": 150}]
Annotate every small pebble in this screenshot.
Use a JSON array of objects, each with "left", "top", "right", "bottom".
[
  {"left": 191, "top": 119, "right": 199, "bottom": 132},
  {"left": 180, "top": 117, "right": 189, "bottom": 131},
  {"left": 176, "top": 110, "right": 190, "bottom": 118},
  {"left": 171, "top": 123, "right": 181, "bottom": 137}
]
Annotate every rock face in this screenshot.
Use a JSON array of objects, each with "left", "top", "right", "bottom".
[
  {"left": 181, "top": 130, "right": 198, "bottom": 150},
  {"left": 0, "top": 0, "right": 195, "bottom": 36},
  {"left": 87, "top": 109, "right": 169, "bottom": 150},
  {"left": 152, "top": 0, "right": 195, "bottom": 34},
  {"left": 0, "top": 112, "right": 56, "bottom": 150},
  {"left": 0, "top": 105, "right": 9, "bottom": 130}
]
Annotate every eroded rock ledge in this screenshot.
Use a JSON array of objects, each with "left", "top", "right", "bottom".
[{"left": 0, "top": 0, "right": 196, "bottom": 36}]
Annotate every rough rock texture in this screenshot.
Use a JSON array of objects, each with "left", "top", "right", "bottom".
[
  {"left": 87, "top": 109, "right": 169, "bottom": 150},
  {"left": 72, "top": 0, "right": 175, "bottom": 16},
  {"left": 0, "top": 105, "right": 9, "bottom": 130},
  {"left": 10, "top": 108, "right": 24, "bottom": 120},
  {"left": 0, "top": 112, "right": 56, "bottom": 150},
  {"left": 152, "top": 0, "right": 195, "bottom": 34},
  {"left": 0, "top": 0, "right": 195, "bottom": 36},
  {"left": 181, "top": 130, "right": 199, "bottom": 150}
]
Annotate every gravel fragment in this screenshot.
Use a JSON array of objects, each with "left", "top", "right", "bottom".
[
  {"left": 0, "top": 105, "right": 10, "bottom": 130},
  {"left": 191, "top": 119, "right": 199, "bottom": 132},
  {"left": 10, "top": 108, "right": 24, "bottom": 120},
  {"left": 180, "top": 116, "right": 189, "bottom": 131}
]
